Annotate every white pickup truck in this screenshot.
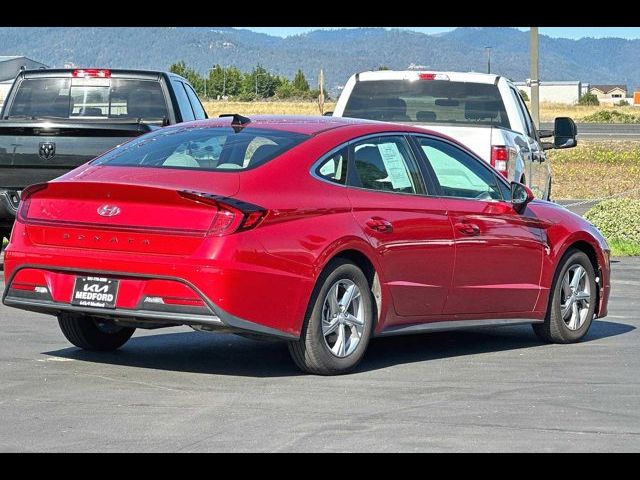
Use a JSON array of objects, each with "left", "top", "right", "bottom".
[{"left": 332, "top": 70, "right": 577, "bottom": 200}]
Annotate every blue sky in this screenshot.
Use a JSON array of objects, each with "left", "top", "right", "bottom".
[{"left": 245, "top": 27, "right": 640, "bottom": 40}]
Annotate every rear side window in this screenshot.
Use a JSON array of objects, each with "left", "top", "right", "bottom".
[
  {"left": 317, "top": 148, "right": 348, "bottom": 185},
  {"left": 349, "top": 136, "right": 425, "bottom": 194},
  {"left": 7, "top": 77, "right": 169, "bottom": 120},
  {"left": 183, "top": 83, "right": 207, "bottom": 120},
  {"left": 92, "top": 126, "right": 309, "bottom": 171},
  {"left": 343, "top": 79, "right": 510, "bottom": 128},
  {"left": 172, "top": 81, "right": 195, "bottom": 122}
]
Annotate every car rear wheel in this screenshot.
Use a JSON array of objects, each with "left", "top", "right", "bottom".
[
  {"left": 533, "top": 249, "right": 597, "bottom": 343},
  {"left": 58, "top": 313, "right": 135, "bottom": 351},
  {"left": 288, "top": 259, "right": 374, "bottom": 375}
]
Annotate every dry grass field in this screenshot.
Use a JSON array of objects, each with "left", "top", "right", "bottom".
[
  {"left": 204, "top": 100, "right": 639, "bottom": 122},
  {"left": 203, "top": 101, "right": 336, "bottom": 118},
  {"left": 548, "top": 141, "right": 640, "bottom": 200}
]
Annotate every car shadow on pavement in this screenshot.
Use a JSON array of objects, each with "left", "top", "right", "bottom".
[{"left": 43, "top": 320, "right": 635, "bottom": 378}]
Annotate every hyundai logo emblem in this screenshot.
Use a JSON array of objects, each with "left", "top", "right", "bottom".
[{"left": 97, "top": 204, "right": 121, "bottom": 217}]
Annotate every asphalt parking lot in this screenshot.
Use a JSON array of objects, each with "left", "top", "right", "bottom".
[{"left": 0, "top": 256, "right": 638, "bottom": 452}]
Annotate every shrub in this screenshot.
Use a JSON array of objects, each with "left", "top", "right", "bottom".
[
  {"left": 579, "top": 92, "right": 600, "bottom": 106},
  {"left": 617, "top": 99, "right": 630, "bottom": 106},
  {"left": 519, "top": 89, "right": 529, "bottom": 102},
  {"left": 585, "top": 199, "right": 640, "bottom": 245},
  {"left": 581, "top": 110, "right": 640, "bottom": 124}
]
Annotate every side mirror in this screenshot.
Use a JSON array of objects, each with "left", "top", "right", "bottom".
[
  {"left": 511, "top": 181, "right": 534, "bottom": 213},
  {"left": 553, "top": 117, "right": 577, "bottom": 149}
]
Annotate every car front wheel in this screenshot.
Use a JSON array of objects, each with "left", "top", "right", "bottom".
[
  {"left": 533, "top": 249, "right": 597, "bottom": 343},
  {"left": 58, "top": 313, "right": 135, "bottom": 351},
  {"left": 288, "top": 259, "right": 374, "bottom": 375}
]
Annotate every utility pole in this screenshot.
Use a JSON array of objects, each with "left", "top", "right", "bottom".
[
  {"left": 530, "top": 27, "right": 540, "bottom": 129},
  {"left": 222, "top": 67, "right": 227, "bottom": 98},
  {"left": 485, "top": 46, "right": 492, "bottom": 74},
  {"left": 318, "top": 69, "right": 325, "bottom": 115}
]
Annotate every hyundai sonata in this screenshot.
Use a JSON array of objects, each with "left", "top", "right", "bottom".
[{"left": 3, "top": 115, "right": 611, "bottom": 374}]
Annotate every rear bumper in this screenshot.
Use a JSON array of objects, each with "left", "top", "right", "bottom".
[{"left": 2, "top": 264, "right": 298, "bottom": 340}]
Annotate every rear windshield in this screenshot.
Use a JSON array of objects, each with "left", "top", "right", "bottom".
[
  {"left": 343, "top": 80, "right": 510, "bottom": 128},
  {"left": 7, "top": 77, "right": 169, "bottom": 120},
  {"left": 92, "top": 126, "right": 309, "bottom": 171}
]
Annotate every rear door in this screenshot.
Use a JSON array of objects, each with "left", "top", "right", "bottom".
[
  {"left": 413, "top": 134, "right": 545, "bottom": 315},
  {"left": 343, "top": 134, "right": 454, "bottom": 318}
]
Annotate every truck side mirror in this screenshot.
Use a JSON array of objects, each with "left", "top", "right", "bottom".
[{"left": 553, "top": 117, "right": 577, "bottom": 149}]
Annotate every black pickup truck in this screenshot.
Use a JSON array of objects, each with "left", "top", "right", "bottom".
[{"left": 0, "top": 68, "right": 208, "bottom": 240}]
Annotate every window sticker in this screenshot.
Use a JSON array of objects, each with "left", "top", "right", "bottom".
[{"left": 377, "top": 142, "right": 412, "bottom": 189}]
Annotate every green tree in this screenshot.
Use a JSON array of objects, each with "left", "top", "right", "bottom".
[
  {"left": 377, "top": 65, "right": 390, "bottom": 70},
  {"left": 519, "top": 89, "right": 529, "bottom": 102},
  {"left": 169, "top": 61, "right": 204, "bottom": 97},
  {"left": 292, "top": 69, "right": 310, "bottom": 92},
  {"left": 579, "top": 92, "right": 600, "bottom": 106}
]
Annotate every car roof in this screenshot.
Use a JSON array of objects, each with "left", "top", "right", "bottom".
[
  {"left": 186, "top": 115, "right": 462, "bottom": 138},
  {"left": 352, "top": 70, "right": 501, "bottom": 85},
  {"left": 18, "top": 68, "right": 186, "bottom": 82}
]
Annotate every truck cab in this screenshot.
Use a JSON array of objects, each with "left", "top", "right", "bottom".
[{"left": 333, "top": 70, "right": 577, "bottom": 200}]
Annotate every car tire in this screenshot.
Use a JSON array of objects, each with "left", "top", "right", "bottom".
[
  {"left": 58, "top": 313, "right": 135, "bottom": 351},
  {"left": 532, "top": 249, "right": 597, "bottom": 343},
  {"left": 288, "top": 259, "right": 374, "bottom": 375}
]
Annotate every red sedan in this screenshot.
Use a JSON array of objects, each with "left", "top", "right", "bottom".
[{"left": 3, "top": 115, "right": 611, "bottom": 375}]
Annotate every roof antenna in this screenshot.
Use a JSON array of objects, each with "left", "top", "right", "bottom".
[{"left": 219, "top": 113, "right": 251, "bottom": 133}]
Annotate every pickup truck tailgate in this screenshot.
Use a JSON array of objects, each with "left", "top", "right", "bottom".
[{"left": 412, "top": 124, "right": 494, "bottom": 162}]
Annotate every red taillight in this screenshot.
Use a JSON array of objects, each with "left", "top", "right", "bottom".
[
  {"left": 17, "top": 183, "right": 48, "bottom": 222},
  {"left": 72, "top": 69, "right": 111, "bottom": 78},
  {"left": 178, "top": 191, "right": 267, "bottom": 236},
  {"left": 491, "top": 146, "right": 510, "bottom": 178},
  {"left": 418, "top": 73, "right": 450, "bottom": 81}
]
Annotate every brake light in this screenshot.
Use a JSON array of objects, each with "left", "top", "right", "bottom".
[
  {"left": 178, "top": 191, "right": 267, "bottom": 236},
  {"left": 418, "top": 73, "right": 450, "bottom": 81},
  {"left": 17, "top": 183, "right": 48, "bottom": 222},
  {"left": 491, "top": 146, "right": 510, "bottom": 178},
  {"left": 72, "top": 69, "right": 111, "bottom": 78}
]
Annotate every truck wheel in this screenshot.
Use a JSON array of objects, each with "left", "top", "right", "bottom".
[
  {"left": 533, "top": 249, "right": 597, "bottom": 343},
  {"left": 58, "top": 313, "right": 135, "bottom": 351},
  {"left": 288, "top": 259, "right": 374, "bottom": 375}
]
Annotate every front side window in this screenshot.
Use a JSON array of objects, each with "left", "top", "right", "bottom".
[
  {"left": 8, "top": 77, "right": 168, "bottom": 120},
  {"left": 350, "top": 136, "right": 425, "bottom": 194},
  {"left": 415, "top": 137, "right": 503, "bottom": 201},
  {"left": 317, "top": 148, "right": 348, "bottom": 185},
  {"left": 92, "top": 126, "right": 309, "bottom": 171}
]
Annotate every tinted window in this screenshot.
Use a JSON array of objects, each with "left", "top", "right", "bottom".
[
  {"left": 350, "top": 136, "right": 424, "bottom": 194},
  {"left": 184, "top": 83, "right": 207, "bottom": 120},
  {"left": 317, "top": 148, "right": 348, "bottom": 185},
  {"left": 343, "top": 80, "right": 510, "bottom": 128},
  {"left": 416, "top": 137, "right": 503, "bottom": 200},
  {"left": 172, "top": 81, "right": 195, "bottom": 121},
  {"left": 93, "top": 126, "right": 309, "bottom": 171},
  {"left": 8, "top": 78, "right": 168, "bottom": 120}
]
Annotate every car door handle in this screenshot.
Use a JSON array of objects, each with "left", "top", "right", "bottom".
[
  {"left": 366, "top": 217, "right": 393, "bottom": 233},
  {"left": 455, "top": 222, "right": 480, "bottom": 236}
]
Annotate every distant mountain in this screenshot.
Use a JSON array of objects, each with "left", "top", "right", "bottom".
[{"left": 1, "top": 27, "right": 638, "bottom": 95}]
